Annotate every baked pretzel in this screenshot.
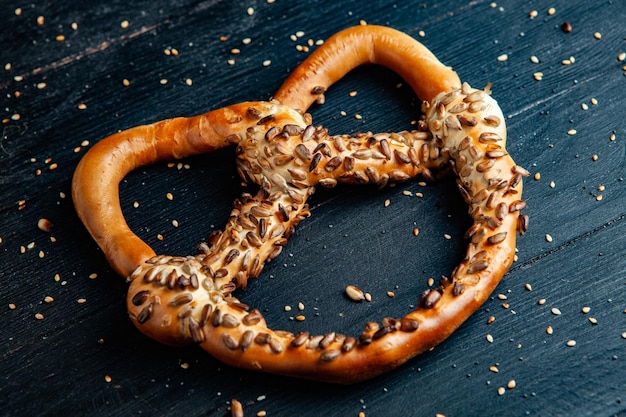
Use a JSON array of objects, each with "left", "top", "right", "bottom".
[{"left": 72, "top": 25, "right": 527, "bottom": 384}]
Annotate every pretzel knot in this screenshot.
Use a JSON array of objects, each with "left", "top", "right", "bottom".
[{"left": 72, "top": 25, "right": 528, "bottom": 384}]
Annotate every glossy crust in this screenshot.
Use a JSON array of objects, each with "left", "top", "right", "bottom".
[
  {"left": 72, "top": 25, "right": 527, "bottom": 384},
  {"left": 274, "top": 25, "right": 462, "bottom": 110}
]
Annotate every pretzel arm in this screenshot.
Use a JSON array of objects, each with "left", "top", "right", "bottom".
[
  {"left": 274, "top": 25, "right": 462, "bottom": 111},
  {"left": 72, "top": 102, "right": 306, "bottom": 277}
]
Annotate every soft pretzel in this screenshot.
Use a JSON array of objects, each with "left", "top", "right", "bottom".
[{"left": 72, "top": 25, "right": 527, "bottom": 384}]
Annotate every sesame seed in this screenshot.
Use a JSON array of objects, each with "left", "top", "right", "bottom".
[
  {"left": 9, "top": 303, "right": 16, "bottom": 310},
  {"left": 487, "top": 316, "right": 495, "bottom": 324},
  {"left": 364, "top": 292, "right": 372, "bottom": 302},
  {"left": 231, "top": 48, "right": 241, "bottom": 55},
  {"left": 529, "top": 10, "right": 538, "bottom": 19},
  {"left": 77, "top": 103, "right": 87, "bottom": 110},
  {"left": 497, "top": 387, "right": 505, "bottom": 396},
  {"left": 581, "top": 306, "right": 591, "bottom": 314},
  {"left": 44, "top": 296, "right": 54, "bottom": 303},
  {"left": 35, "top": 313, "right": 44, "bottom": 320},
  {"left": 598, "top": 185, "right": 605, "bottom": 191},
  {"left": 295, "top": 315, "right": 305, "bottom": 321},
  {"left": 133, "top": 201, "right": 139, "bottom": 208},
  {"left": 349, "top": 90, "right": 358, "bottom": 97},
  {"left": 596, "top": 194, "right": 603, "bottom": 201},
  {"left": 166, "top": 192, "right": 173, "bottom": 200},
  {"left": 160, "top": 79, "right": 168, "bottom": 85},
  {"left": 384, "top": 199, "right": 390, "bottom": 207},
  {"left": 588, "top": 317, "right": 598, "bottom": 325},
  {"left": 37, "top": 16, "right": 45, "bottom": 25},
  {"left": 566, "top": 340, "right": 576, "bottom": 347},
  {"left": 538, "top": 298, "right": 547, "bottom": 305},
  {"left": 545, "top": 234, "right": 553, "bottom": 242},
  {"left": 172, "top": 220, "right": 179, "bottom": 227},
  {"left": 561, "top": 22, "right": 572, "bottom": 33},
  {"left": 185, "top": 78, "right": 193, "bottom": 86},
  {"left": 354, "top": 114, "right": 362, "bottom": 120},
  {"left": 507, "top": 379, "right": 516, "bottom": 389},
  {"left": 530, "top": 55, "right": 539, "bottom": 64},
  {"left": 489, "top": 365, "right": 499, "bottom": 373},
  {"left": 387, "top": 291, "right": 395, "bottom": 298},
  {"left": 567, "top": 129, "right": 577, "bottom": 136},
  {"left": 591, "top": 154, "right": 598, "bottom": 161},
  {"left": 486, "top": 334, "right": 494, "bottom": 343},
  {"left": 298, "top": 302, "right": 304, "bottom": 311},
  {"left": 590, "top": 98, "right": 598, "bottom": 105},
  {"left": 157, "top": 234, "right": 163, "bottom": 241},
  {"left": 284, "top": 305, "right": 291, "bottom": 312},
  {"left": 247, "top": 7, "right": 254, "bottom": 15},
  {"left": 71, "top": 22, "right": 78, "bottom": 31},
  {"left": 549, "top": 181, "right": 555, "bottom": 188},
  {"left": 104, "top": 374, "right": 112, "bottom": 382},
  {"left": 262, "top": 60, "right": 271, "bottom": 67},
  {"left": 618, "top": 52, "right": 626, "bottom": 62},
  {"left": 443, "top": 234, "right": 451, "bottom": 240},
  {"left": 525, "top": 283, "right": 532, "bottom": 291},
  {"left": 547, "top": 7, "right": 556, "bottom": 15},
  {"left": 120, "top": 20, "right": 129, "bottom": 29},
  {"left": 14, "top": 8, "right": 22, "bottom": 15},
  {"left": 37, "top": 82, "right": 47, "bottom": 89},
  {"left": 180, "top": 362, "right": 189, "bottom": 369},
  {"left": 551, "top": 307, "right": 562, "bottom": 315},
  {"left": 88, "top": 273, "right": 98, "bottom": 279},
  {"left": 77, "top": 298, "right": 87, "bottom": 304},
  {"left": 593, "top": 32, "right": 601, "bottom": 40},
  {"left": 533, "top": 72, "right": 544, "bottom": 81},
  {"left": 497, "top": 54, "right": 508, "bottom": 62},
  {"left": 38, "top": 218, "right": 54, "bottom": 232},
  {"left": 546, "top": 325, "right": 553, "bottom": 334},
  {"left": 418, "top": 30, "right": 426, "bottom": 38},
  {"left": 581, "top": 103, "right": 588, "bottom": 110},
  {"left": 534, "top": 172, "right": 541, "bottom": 181},
  {"left": 621, "top": 332, "right": 626, "bottom": 339}
]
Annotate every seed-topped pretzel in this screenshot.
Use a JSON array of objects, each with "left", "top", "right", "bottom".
[{"left": 72, "top": 25, "right": 527, "bottom": 384}]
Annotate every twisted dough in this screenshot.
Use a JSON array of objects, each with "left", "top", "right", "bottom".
[{"left": 72, "top": 25, "right": 527, "bottom": 384}]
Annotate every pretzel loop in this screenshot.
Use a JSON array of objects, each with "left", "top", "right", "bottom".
[{"left": 72, "top": 25, "right": 527, "bottom": 384}]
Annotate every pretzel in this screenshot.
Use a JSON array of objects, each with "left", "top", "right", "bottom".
[{"left": 72, "top": 25, "right": 527, "bottom": 384}]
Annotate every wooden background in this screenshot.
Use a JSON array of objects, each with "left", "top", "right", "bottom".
[{"left": 1, "top": 0, "right": 625, "bottom": 416}]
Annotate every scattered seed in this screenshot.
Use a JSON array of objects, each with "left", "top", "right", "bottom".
[
  {"left": 497, "top": 387, "right": 506, "bottom": 396},
  {"left": 545, "top": 234, "right": 553, "bottom": 242},
  {"left": 44, "top": 296, "right": 54, "bottom": 303},
  {"left": 561, "top": 22, "right": 572, "bottom": 33},
  {"left": 529, "top": 10, "right": 538, "bottom": 19},
  {"left": 581, "top": 306, "right": 591, "bottom": 314},
  {"left": 621, "top": 332, "right": 626, "bottom": 339},
  {"left": 525, "top": 283, "right": 532, "bottom": 291},
  {"left": 487, "top": 316, "right": 496, "bottom": 324},
  {"left": 298, "top": 302, "right": 304, "bottom": 311},
  {"left": 538, "top": 298, "right": 547, "bottom": 305},
  {"left": 180, "top": 362, "right": 189, "bottom": 369},
  {"left": 120, "top": 20, "right": 129, "bottom": 29},
  {"left": 35, "top": 313, "right": 44, "bottom": 320},
  {"left": 590, "top": 98, "right": 598, "bottom": 105},
  {"left": 581, "top": 103, "right": 588, "bottom": 110},
  {"left": 418, "top": 30, "right": 426, "bottom": 38},
  {"left": 486, "top": 334, "right": 494, "bottom": 343},
  {"left": 346, "top": 285, "right": 365, "bottom": 301},
  {"left": 533, "top": 72, "right": 544, "bottom": 81},
  {"left": 566, "top": 340, "right": 576, "bottom": 347},
  {"left": 534, "top": 172, "right": 541, "bottom": 181},
  {"left": 172, "top": 220, "right": 179, "bottom": 227},
  {"left": 497, "top": 54, "right": 508, "bottom": 62},
  {"left": 166, "top": 192, "right": 173, "bottom": 200},
  {"left": 551, "top": 307, "right": 562, "bottom": 315},
  {"left": 567, "top": 129, "right": 577, "bottom": 136},
  {"left": 38, "top": 218, "right": 54, "bottom": 232},
  {"left": 413, "top": 228, "right": 419, "bottom": 237},
  {"left": 547, "top": 7, "right": 556, "bottom": 15},
  {"left": 588, "top": 317, "right": 598, "bottom": 325},
  {"left": 530, "top": 55, "right": 539, "bottom": 64},
  {"left": 384, "top": 199, "right": 391, "bottom": 207},
  {"left": 549, "top": 181, "right": 555, "bottom": 188},
  {"left": 387, "top": 291, "right": 395, "bottom": 298},
  {"left": 104, "top": 374, "right": 112, "bottom": 382},
  {"left": 295, "top": 315, "right": 305, "bottom": 321},
  {"left": 507, "top": 380, "right": 516, "bottom": 389},
  {"left": 77, "top": 103, "right": 87, "bottom": 110},
  {"left": 364, "top": 292, "right": 372, "bottom": 302},
  {"left": 489, "top": 365, "right": 499, "bottom": 373},
  {"left": 546, "top": 325, "right": 553, "bottom": 335},
  {"left": 246, "top": 7, "right": 254, "bottom": 15},
  {"left": 443, "top": 233, "right": 451, "bottom": 240},
  {"left": 592, "top": 154, "right": 598, "bottom": 161},
  {"left": 9, "top": 303, "right": 16, "bottom": 310},
  {"left": 284, "top": 305, "right": 292, "bottom": 312},
  {"left": 593, "top": 32, "right": 601, "bottom": 40}
]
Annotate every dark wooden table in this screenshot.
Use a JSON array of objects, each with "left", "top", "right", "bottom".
[{"left": 2, "top": 1, "right": 625, "bottom": 416}]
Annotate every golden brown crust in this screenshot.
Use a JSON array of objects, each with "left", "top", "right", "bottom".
[
  {"left": 73, "top": 25, "right": 527, "bottom": 384},
  {"left": 274, "top": 25, "right": 462, "bottom": 111}
]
